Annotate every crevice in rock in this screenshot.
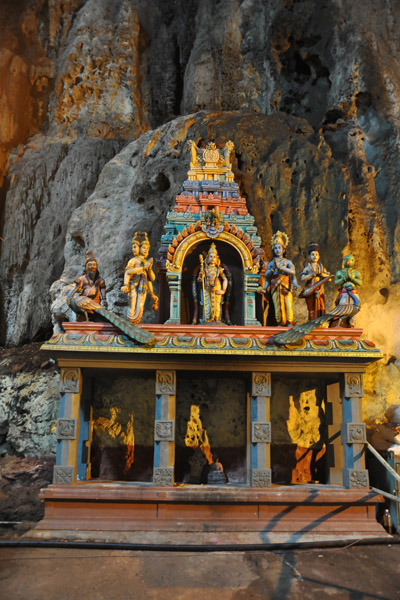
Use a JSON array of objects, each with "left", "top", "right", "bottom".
[
  {"left": 173, "top": 35, "right": 184, "bottom": 116},
  {"left": 355, "top": 91, "right": 373, "bottom": 116},
  {"left": 71, "top": 232, "right": 85, "bottom": 248}
]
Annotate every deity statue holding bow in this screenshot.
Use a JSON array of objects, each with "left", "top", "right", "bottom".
[{"left": 192, "top": 243, "right": 228, "bottom": 324}]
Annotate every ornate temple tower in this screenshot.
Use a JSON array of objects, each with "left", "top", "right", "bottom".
[{"left": 156, "top": 141, "right": 263, "bottom": 326}]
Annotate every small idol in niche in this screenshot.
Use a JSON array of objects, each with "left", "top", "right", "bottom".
[{"left": 192, "top": 243, "right": 228, "bottom": 324}]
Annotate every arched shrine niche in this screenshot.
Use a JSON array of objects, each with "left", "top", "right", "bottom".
[{"left": 181, "top": 238, "right": 243, "bottom": 325}]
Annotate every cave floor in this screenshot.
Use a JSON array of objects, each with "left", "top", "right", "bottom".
[{"left": 0, "top": 542, "right": 399, "bottom": 599}]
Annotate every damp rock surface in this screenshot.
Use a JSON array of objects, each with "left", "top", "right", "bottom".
[
  {"left": 0, "top": 344, "right": 59, "bottom": 457},
  {"left": 0, "top": 455, "right": 55, "bottom": 522}
]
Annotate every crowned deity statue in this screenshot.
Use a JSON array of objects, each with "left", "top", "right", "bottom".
[
  {"left": 192, "top": 243, "right": 228, "bottom": 324},
  {"left": 300, "top": 242, "right": 332, "bottom": 321},
  {"left": 121, "top": 232, "right": 158, "bottom": 324},
  {"left": 259, "top": 231, "right": 298, "bottom": 327}
]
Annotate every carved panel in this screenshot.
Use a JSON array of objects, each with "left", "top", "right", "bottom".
[
  {"left": 252, "top": 422, "right": 271, "bottom": 443},
  {"left": 56, "top": 418, "right": 77, "bottom": 440},
  {"left": 244, "top": 274, "right": 262, "bottom": 292},
  {"left": 53, "top": 465, "right": 74, "bottom": 484},
  {"left": 252, "top": 373, "right": 271, "bottom": 397},
  {"left": 344, "top": 373, "right": 364, "bottom": 398},
  {"left": 165, "top": 272, "right": 181, "bottom": 289},
  {"left": 59, "top": 368, "right": 81, "bottom": 394},
  {"left": 345, "top": 469, "right": 369, "bottom": 489},
  {"left": 154, "top": 420, "right": 175, "bottom": 442},
  {"left": 156, "top": 370, "right": 176, "bottom": 395},
  {"left": 153, "top": 467, "right": 174, "bottom": 486},
  {"left": 251, "top": 469, "right": 272, "bottom": 488},
  {"left": 341, "top": 423, "right": 366, "bottom": 444}
]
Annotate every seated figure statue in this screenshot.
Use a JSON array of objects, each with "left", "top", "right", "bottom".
[
  {"left": 121, "top": 232, "right": 158, "bottom": 324},
  {"left": 67, "top": 249, "right": 156, "bottom": 345},
  {"left": 67, "top": 250, "right": 107, "bottom": 320},
  {"left": 192, "top": 243, "right": 228, "bottom": 324},
  {"left": 329, "top": 254, "right": 362, "bottom": 328},
  {"left": 273, "top": 254, "right": 363, "bottom": 345}
]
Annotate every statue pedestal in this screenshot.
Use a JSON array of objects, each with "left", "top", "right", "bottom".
[{"left": 30, "top": 483, "right": 387, "bottom": 545}]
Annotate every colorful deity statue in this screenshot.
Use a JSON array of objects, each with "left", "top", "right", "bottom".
[
  {"left": 67, "top": 250, "right": 107, "bottom": 320},
  {"left": 274, "top": 253, "right": 363, "bottom": 345},
  {"left": 121, "top": 232, "right": 158, "bottom": 324},
  {"left": 67, "top": 249, "right": 156, "bottom": 344},
  {"left": 259, "top": 231, "right": 298, "bottom": 327},
  {"left": 300, "top": 242, "right": 332, "bottom": 321},
  {"left": 192, "top": 243, "right": 228, "bottom": 324},
  {"left": 330, "top": 254, "right": 362, "bottom": 328}
]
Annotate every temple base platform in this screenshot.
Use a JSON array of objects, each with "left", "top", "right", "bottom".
[{"left": 28, "top": 483, "right": 388, "bottom": 545}]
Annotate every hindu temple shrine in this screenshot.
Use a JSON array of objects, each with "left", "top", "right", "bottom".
[{"left": 33, "top": 141, "right": 388, "bottom": 544}]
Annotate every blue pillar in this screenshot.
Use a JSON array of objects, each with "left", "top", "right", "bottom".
[
  {"left": 250, "top": 372, "right": 271, "bottom": 487},
  {"left": 153, "top": 370, "right": 176, "bottom": 486},
  {"left": 341, "top": 373, "right": 369, "bottom": 489}
]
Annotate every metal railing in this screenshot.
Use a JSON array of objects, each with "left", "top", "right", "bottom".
[{"left": 366, "top": 441, "right": 400, "bottom": 504}]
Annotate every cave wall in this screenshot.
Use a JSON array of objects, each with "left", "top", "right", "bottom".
[{"left": 1, "top": 0, "right": 400, "bottom": 478}]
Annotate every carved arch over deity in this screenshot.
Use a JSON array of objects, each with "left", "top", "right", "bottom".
[
  {"left": 165, "top": 230, "right": 255, "bottom": 274},
  {"left": 163, "top": 231, "right": 259, "bottom": 326}
]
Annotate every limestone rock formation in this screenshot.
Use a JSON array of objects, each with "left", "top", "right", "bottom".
[{"left": 0, "top": 344, "right": 59, "bottom": 457}]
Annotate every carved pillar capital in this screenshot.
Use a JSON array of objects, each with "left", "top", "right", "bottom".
[
  {"left": 156, "top": 370, "right": 176, "bottom": 395},
  {"left": 344, "top": 373, "right": 364, "bottom": 398},
  {"left": 59, "top": 367, "right": 82, "bottom": 394},
  {"left": 251, "top": 372, "right": 271, "bottom": 397}
]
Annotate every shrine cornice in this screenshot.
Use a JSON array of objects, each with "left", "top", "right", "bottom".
[{"left": 41, "top": 322, "right": 383, "bottom": 367}]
